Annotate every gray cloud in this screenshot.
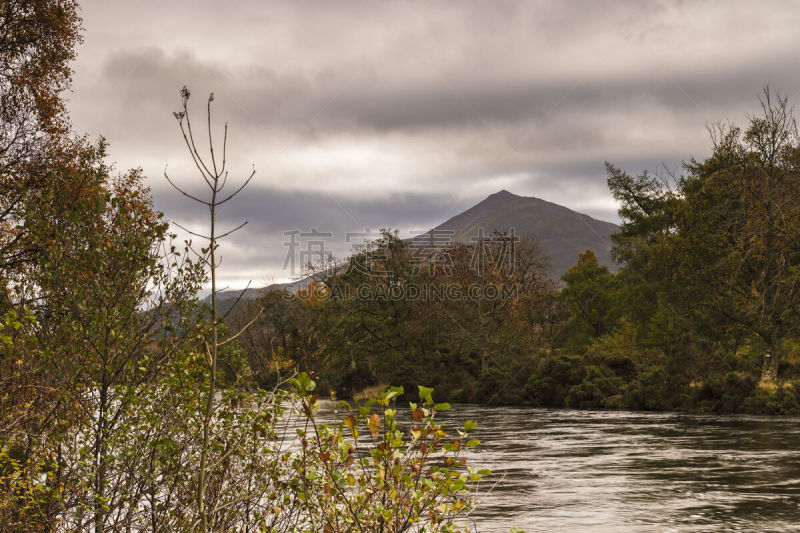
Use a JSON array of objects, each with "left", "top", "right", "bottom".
[
  {"left": 68, "top": 0, "right": 800, "bottom": 286},
  {"left": 154, "top": 185, "right": 467, "bottom": 234},
  {"left": 94, "top": 43, "right": 800, "bottom": 136},
  {"left": 153, "top": 183, "right": 474, "bottom": 285}
]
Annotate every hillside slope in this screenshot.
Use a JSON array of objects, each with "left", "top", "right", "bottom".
[{"left": 429, "top": 190, "right": 619, "bottom": 276}]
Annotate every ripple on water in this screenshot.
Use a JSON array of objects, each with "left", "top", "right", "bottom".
[
  {"left": 312, "top": 405, "right": 800, "bottom": 532},
  {"left": 435, "top": 407, "right": 800, "bottom": 532}
]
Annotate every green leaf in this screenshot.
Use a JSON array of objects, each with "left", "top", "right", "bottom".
[
  {"left": 384, "top": 385, "right": 404, "bottom": 401},
  {"left": 291, "top": 372, "right": 315, "bottom": 393},
  {"left": 417, "top": 385, "right": 434, "bottom": 405}
]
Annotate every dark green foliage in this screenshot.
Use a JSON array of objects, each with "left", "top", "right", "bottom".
[
  {"left": 476, "top": 355, "right": 539, "bottom": 405},
  {"left": 216, "top": 90, "right": 800, "bottom": 416},
  {"left": 231, "top": 229, "right": 559, "bottom": 404},
  {"left": 689, "top": 372, "right": 758, "bottom": 413},
  {"left": 558, "top": 249, "right": 620, "bottom": 347},
  {"left": 623, "top": 367, "right": 674, "bottom": 411},
  {"left": 742, "top": 382, "right": 800, "bottom": 415},
  {"left": 527, "top": 354, "right": 586, "bottom": 406}
]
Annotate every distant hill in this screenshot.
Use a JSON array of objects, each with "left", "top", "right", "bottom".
[
  {"left": 202, "top": 278, "right": 311, "bottom": 304},
  {"left": 209, "top": 190, "right": 620, "bottom": 302},
  {"left": 427, "top": 190, "right": 619, "bottom": 276}
]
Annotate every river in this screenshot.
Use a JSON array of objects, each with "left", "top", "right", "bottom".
[{"left": 423, "top": 406, "right": 800, "bottom": 532}]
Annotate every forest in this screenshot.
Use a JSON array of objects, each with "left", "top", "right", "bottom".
[{"left": 229, "top": 91, "right": 800, "bottom": 415}]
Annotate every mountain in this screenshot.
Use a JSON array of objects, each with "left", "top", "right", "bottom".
[
  {"left": 427, "top": 190, "right": 619, "bottom": 276},
  {"left": 202, "top": 278, "right": 312, "bottom": 304},
  {"left": 209, "top": 190, "right": 620, "bottom": 303}
]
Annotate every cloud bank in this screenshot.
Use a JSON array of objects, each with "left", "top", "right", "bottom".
[{"left": 69, "top": 0, "right": 800, "bottom": 286}]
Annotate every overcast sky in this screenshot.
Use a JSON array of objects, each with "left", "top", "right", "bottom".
[{"left": 68, "top": 0, "right": 800, "bottom": 288}]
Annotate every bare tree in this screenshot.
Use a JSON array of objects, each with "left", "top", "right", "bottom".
[{"left": 166, "top": 86, "right": 261, "bottom": 532}]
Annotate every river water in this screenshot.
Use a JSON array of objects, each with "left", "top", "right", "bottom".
[{"left": 427, "top": 406, "right": 800, "bottom": 532}]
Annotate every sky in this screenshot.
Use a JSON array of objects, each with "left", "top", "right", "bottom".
[{"left": 68, "top": 0, "right": 800, "bottom": 288}]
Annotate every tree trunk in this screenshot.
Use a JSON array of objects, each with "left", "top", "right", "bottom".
[
  {"left": 760, "top": 344, "right": 780, "bottom": 384},
  {"left": 94, "top": 389, "right": 107, "bottom": 533}
]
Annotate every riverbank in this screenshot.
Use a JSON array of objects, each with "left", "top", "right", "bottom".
[{"left": 348, "top": 375, "right": 800, "bottom": 416}]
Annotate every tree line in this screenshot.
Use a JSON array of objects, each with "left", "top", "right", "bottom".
[{"left": 230, "top": 89, "right": 800, "bottom": 415}]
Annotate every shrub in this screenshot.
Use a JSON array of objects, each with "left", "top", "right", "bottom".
[
  {"left": 690, "top": 372, "right": 757, "bottom": 413},
  {"left": 528, "top": 354, "right": 586, "bottom": 406},
  {"left": 292, "top": 376, "right": 490, "bottom": 532},
  {"left": 566, "top": 365, "right": 622, "bottom": 408}
]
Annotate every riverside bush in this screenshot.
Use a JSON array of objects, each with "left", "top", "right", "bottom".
[{"left": 1, "top": 367, "right": 492, "bottom": 532}]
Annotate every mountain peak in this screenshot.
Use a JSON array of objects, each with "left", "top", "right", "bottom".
[{"left": 487, "top": 189, "right": 517, "bottom": 199}]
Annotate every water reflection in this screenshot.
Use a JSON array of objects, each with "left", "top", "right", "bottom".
[{"left": 317, "top": 404, "right": 800, "bottom": 532}]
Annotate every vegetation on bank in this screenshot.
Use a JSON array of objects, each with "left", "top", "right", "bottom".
[
  {"left": 0, "top": 3, "right": 491, "bottom": 530},
  {"left": 229, "top": 90, "right": 800, "bottom": 415}
]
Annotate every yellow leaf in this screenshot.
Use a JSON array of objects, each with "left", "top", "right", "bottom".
[{"left": 369, "top": 413, "right": 381, "bottom": 439}]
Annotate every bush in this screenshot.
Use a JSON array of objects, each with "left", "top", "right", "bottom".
[
  {"left": 475, "top": 355, "right": 538, "bottom": 405},
  {"left": 293, "top": 378, "right": 491, "bottom": 532},
  {"left": 690, "top": 372, "right": 757, "bottom": 413},
  {"left": 2, "top": 373, "right": 492, "bottom": 532},
  {"left": 742, "top": 381, "right": 800, "bottom": 415},
  {"left": 566, "top": 365, "right": 622, "bottom": 408},
  {"left": 622, "top": 367, "right": 678, "bottom": 411},
  {"left": 528, "top": 354, "right": 586, "bottom": 406}
]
